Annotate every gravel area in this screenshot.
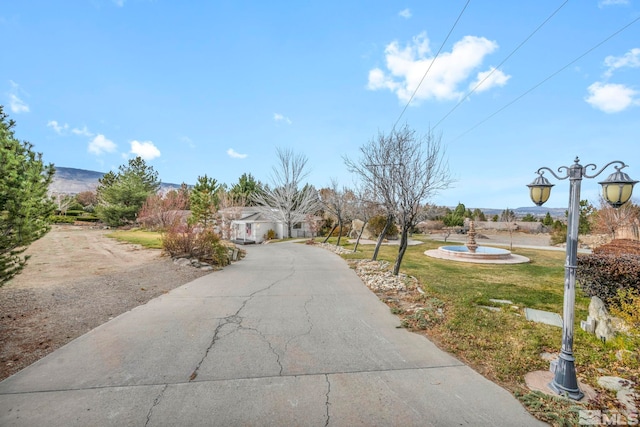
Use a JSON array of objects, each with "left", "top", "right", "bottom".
[{"left": 0, "top": 226, "right": 211, "bottom": 381}]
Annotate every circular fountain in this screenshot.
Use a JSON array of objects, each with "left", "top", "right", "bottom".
[{"left": 425, "top": 221, "right": 529, "bottom": 264}]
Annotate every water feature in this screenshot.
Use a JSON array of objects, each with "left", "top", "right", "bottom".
[{"left": 425, "top": 221, "right": 529, "bottom": 264}]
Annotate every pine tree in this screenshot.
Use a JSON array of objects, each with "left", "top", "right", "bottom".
[
  {"left": 189, "top": 175, "right": 221, "bottom": 229},
  {"left": 95, "top": 157, "right": 160, "bottom": 227},
  {"left": 0, "top": 106, "right": 56, "bottom": 286}
]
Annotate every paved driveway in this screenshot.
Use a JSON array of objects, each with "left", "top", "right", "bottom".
[{"left": 0, "top": 242, "right": 546, "bottom": 426}]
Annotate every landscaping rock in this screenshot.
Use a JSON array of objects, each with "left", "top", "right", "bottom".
[
  {"left": 598, "top": 376, "right": 633, "bottom": 392},
  {"left": 617, "top": 389, "right": 639, "bottom": 415},
  {"left": 588, "top": 296, "right": 616, "bottom": 342}
]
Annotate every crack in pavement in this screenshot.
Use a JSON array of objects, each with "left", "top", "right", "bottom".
[
  {"left": 238, "top": 323, "right": 285, "bottom": 375},
  {"left": 188, "top": 268, "right": 296, "bottom": 381},
  {"left": 324, "top": 374, "right": 331, "bottom": 427},
  {"left": 144, "top": 384, "right": 168, "bottom": 427},
  {"left": 284, "top": 295, "right": 315, "bottom": 354}
]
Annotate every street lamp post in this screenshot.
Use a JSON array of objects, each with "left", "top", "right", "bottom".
[{"left": 527, "top": 157, "right": 637, "bottom": 400}]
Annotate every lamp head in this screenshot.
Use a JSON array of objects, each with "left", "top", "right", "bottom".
[
  {"left": 527, "top": 172, "right": 554, "bottom": 206},
  {"left": 599, "top": 166, "right": 637, "bottom": 208}
]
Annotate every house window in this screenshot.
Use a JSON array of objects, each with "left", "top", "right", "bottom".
[{"left": 293, "top": 222, "right": 302, "bottom": 229}]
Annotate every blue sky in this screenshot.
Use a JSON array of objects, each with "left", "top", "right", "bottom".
[{"left": 2, "top": 0, "right": 639, "bottom": 209}]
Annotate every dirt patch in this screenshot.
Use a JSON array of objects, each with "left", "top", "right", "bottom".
[{"left": 0, "top": 225, "right": 211, "bottom": 381}]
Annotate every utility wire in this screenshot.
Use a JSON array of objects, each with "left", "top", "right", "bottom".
[
  {"left": 391, "top": 0, "right": 471, "bottom": 132},
  {"left": 449, "top": 14, "right": 640, "bottom": 144},
  {"left": 433, "top": 0, "right": 569, "bottom": 130}
]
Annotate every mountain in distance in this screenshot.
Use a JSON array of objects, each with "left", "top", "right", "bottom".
[
  {"left": 49, "top": 166, "right": 183, "bottom": 194},
  {"left": 480, "top": 206, "right": 566, "bottom": 219},
  {"left": 51, "top": 167, "right": 566, "bottom": 217}
]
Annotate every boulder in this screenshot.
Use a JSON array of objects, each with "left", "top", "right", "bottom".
[{"left": 588, "top": 297, "right": 616, "bottom": 342}]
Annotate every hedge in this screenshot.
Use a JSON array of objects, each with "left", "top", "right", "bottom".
[{"left": 577, "top": 253, "right": 640, "bottom": 306}]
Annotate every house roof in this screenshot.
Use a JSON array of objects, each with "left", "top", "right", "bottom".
[{"left": 237, "top": 210, "right": 275, "bottom": 222}]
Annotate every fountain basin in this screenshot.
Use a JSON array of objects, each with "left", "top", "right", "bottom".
[
  {"left": 424, "top": 245, "right": 529, "bottom": 264},
  {"left": 439, "top": 245, "right": 512, "bottom": 260}
]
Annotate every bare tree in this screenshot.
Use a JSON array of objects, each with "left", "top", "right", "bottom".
[
  {"left": 346, "top": 125, "right": 453, "bottom": 275},
  {"left": 305, "top": 213, "right": 322, "bottom": 242},
  {"left": 252, "top": 148, "right": 320, "bottom": 238},
  {"left": 52, "top": 193, "right": 74, "bottom": 215},
  {"left": 501, "top": 207, "right": 518, "bottom": 251},
  {"left": 351, "top": 183, "right": 382, "bottom": 252},
  {"left": 345, "top": 131, "right": 400, "bottom": 261},
  {"left": 217, "top": 190, "right": 246, "bottom": 240},
  {"left": 138, "top": 189, "right": 189, "bottom": 231},
  {"left": 319, "top": 180, "right": 354, "bottom": 246},
  {"left": 593, "top": 198, "right": 639, "bottom": 240}
]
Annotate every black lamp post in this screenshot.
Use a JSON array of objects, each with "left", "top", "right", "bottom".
[{"left": 527, "top": 157, "right": 637, "bottom": 400}]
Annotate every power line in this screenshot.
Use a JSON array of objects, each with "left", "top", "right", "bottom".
[
  {"left": 391, "top": 0, "right": 471, "bottom": 132},
  {"left": 433, "top": 0, "right": 569, "bottom": 130},
  {"left": 449, "top": 14, "right": 640, "bottom": 144}
]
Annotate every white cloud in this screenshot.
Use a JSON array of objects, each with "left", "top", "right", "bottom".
[
  {"left": 48, "top": 121, "right": 94, "bottom": 137},
  {"left": 130, "top": 140, "right": 161, "bottom": 160},
  {"left": 227, "top": 148, "right": 248, "bottom": 159},
  {"left": 585, "top": 82, "right": 639, "bottom": 113},
  {"left": 47, "top": 120, "right": 69, "bottom": 134},
  {"left": 8, "top": 80, "right": 30, "bottom": 113},
  {"left": 274, "top": 113, "right": 292, "bottom": 124},
  {"left": 112, "top": 0, "right": 125, "bottom": 6},
  {"left": 9, "top": 94, "right": 29, "bottom": 113},
  {"left": 399, "top": 8, "right": 412, "bottom": 19},
  {"left": 598, "top": 0, "right": 629, "bottom": 7},
  {"left": 603, "top": 48, "right": 640, "bottom": 78},
  {"left": 367, "top": 32, "right": 507, "bottom": 104},
  {"left": 469, "top": 67, "right": 511, "bottom": 92},
  {"left": 71, "top": 126, "right": 93, "bottom": 137},
  {"left": 88, "top": 134, "right": 117, "bottom": 155}
]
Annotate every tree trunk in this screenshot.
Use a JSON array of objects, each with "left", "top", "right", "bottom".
[
  {"left": 336, "top": 220, "right": 343, "bottom": 246},
  {"left": 353, "top": 222, "right": 367, "bottom": 253},
  {"left": 372, "top": 214, "right": 393, "bottom": 261},
  {"left": 393, "top": 225, "right": 409, "bottom": 276},
  {"left": 322, "top": 224, "right": 337, "bottom": 243}
]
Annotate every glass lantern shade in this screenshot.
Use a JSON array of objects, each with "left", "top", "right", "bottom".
[
  {"left": 528, "top": 174, "right": 554, "bottom": 206},
  {"left": 599, "top": 169, "right": 638, "bottom": 208}
]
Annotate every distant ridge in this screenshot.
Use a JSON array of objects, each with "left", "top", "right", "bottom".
[
  {"left": 49, "top": 166, "right": 182, "bottom": 194},
  {"left": 480, "top": 206, "right": 566, "bottom": 219},
  {"left": 50, "top": 167, "right": 565, "bottom": 217}
]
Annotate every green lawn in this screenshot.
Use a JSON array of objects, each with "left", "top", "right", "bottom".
[{"left": 106, "top": 229, "right": 163, "bottom": 249}]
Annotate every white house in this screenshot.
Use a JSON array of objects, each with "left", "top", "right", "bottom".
[{"left": 230, "top": 208, "right": 318, "bottom": 244}]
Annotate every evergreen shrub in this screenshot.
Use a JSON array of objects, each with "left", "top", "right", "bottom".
[
  {"left": 50, "top": 215, "right": 76, "bottom": 224},
  {"left": 577, "top": 253, "right": 640, "bottom": 306}
]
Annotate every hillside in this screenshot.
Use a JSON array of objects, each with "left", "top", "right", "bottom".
[
  {"left": 49, "top": 167, "right": 565, "bottom": 217},
  {"left": 49, "top": 166, "right": 182, "bottom": 194}
]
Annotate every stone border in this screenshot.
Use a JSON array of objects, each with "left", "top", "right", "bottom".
[{"left": 424, "top": 249, "right": 530, "bottom": 264}]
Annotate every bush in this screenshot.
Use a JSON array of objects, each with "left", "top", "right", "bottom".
[
  {"left": 550, "top": 220, "right": 567, "bottom": 246},
  {"left": 264, "top": 229, "right": 276, "bottom": 240},
  {"left": 50, "top": 215, "right": 76, "bottom": 224},
  {"left": 368, "top": 215, "right": 399, "bottom": 238},
  {"left": 162, "top": 224, "right": 230, "bottom": 266},
  {"left": 65, "top": 209, "right": 86, "bottom": 217},
  {"left": 609, "top": 288, "right": 640, "bottom": 336},
  {"left": 330, "top": 224, "right": 349, "bottom": 237},
  {"left": 577, "top": 253, "right": 640, "bottom": 306},
  {"left": 75, "top": 215, "right": 100, "bottom": 223},
  {"left": 593, "top": 239, "right": 640, "bottom": 256}
]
